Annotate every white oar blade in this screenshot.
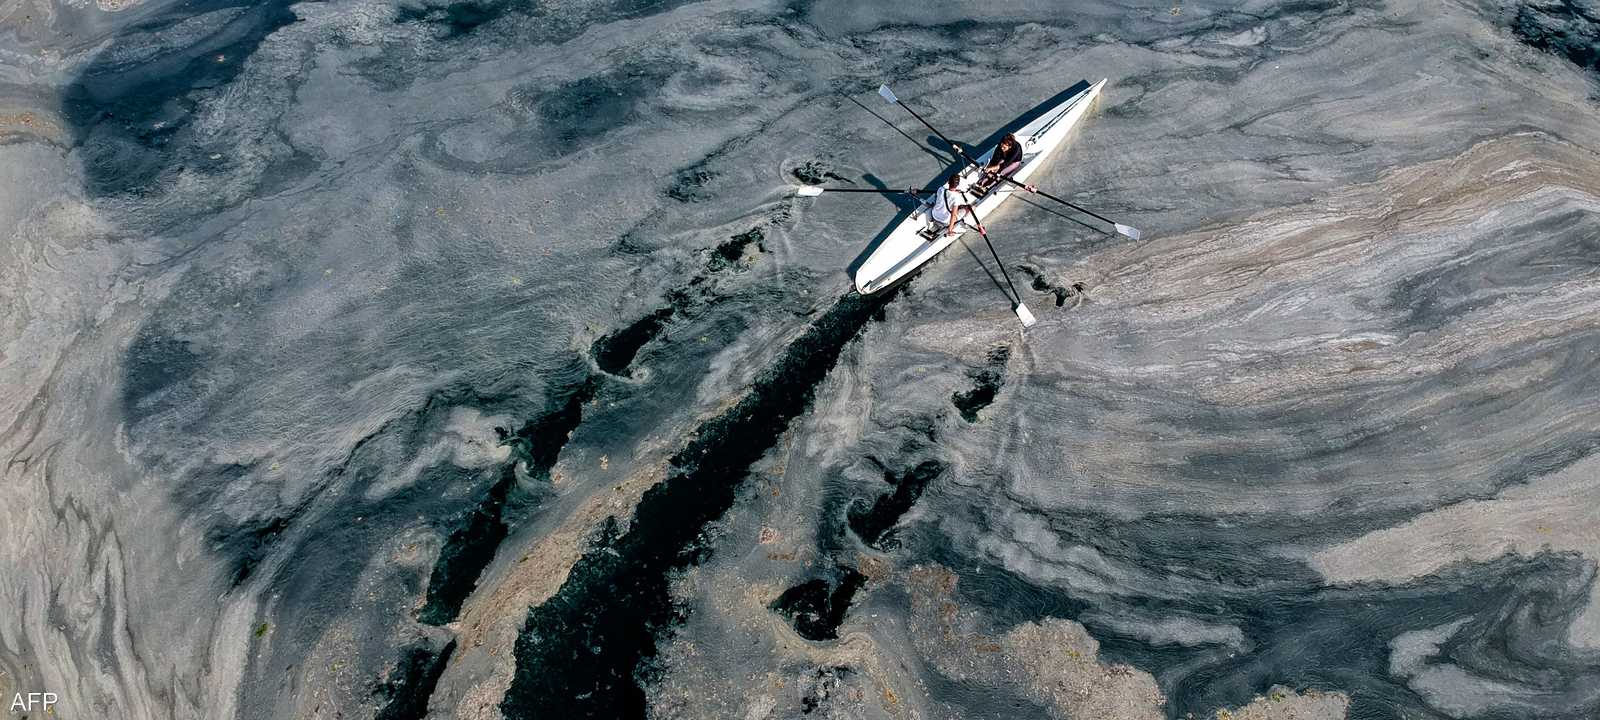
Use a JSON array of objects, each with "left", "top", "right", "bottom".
[
  {"left": 796, "top": 185, "right": 826, "bottom": 196},
  {"left": 1115, "top": 223, "right": 1142, "bottom": 240},
  {"left": 1014, "top": 302, "right": 1037, "bottom": 328},
  {"left": 877, "top": 84, "right": 898, "bottom": 105}
]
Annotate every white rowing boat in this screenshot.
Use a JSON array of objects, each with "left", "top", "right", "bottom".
[{"left": 852, "top": 79, "right": 1106, "bottom": 295}]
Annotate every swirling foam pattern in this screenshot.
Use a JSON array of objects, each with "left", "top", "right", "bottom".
[{"left": 2, "top": 0, "right": 1598, "bottom": 718}]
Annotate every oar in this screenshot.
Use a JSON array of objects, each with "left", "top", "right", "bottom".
[
  {"left": 1011, "top": 185, "right": 1141, "bottom": 240},
  {"left": 877, "top": 84, "right": 967, "bottom": 158},
  {"left": 970, "top": 220, "right": 1037, "bottom": 328},
  {"left": 877, "top": 83, "right": 1142, "bottom": 240},
  {"left": 953, "top": 187, "right": 1035, "bottom": 327},
  {"left": 795, "top": 186, "right": 925, "bottom": 197}
]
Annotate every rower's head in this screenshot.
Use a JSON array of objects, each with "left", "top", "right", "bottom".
[
  {"left": 946, "top": 174, "right": 961, "bottom": 189},
  {"left": 999, "top": 133, "right": 1019, "bottom": 151}
]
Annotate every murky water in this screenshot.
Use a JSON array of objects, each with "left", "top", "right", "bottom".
[{"left": 3, "top": 0, "right": 1599, "bottom": 718}]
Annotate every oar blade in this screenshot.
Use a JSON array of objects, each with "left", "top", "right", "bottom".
[
  {"left": 796, "top": 185, "right": 826, "bottom": 196},
  {"left": 1014, "top": 302, "right": 1037, "bottom": 328},
  {"left": 877, "top": 84, "right": 898, "bottom": 105},
  {"left": 1114, "top": 223, "right": 1142, "bottom": 240}
]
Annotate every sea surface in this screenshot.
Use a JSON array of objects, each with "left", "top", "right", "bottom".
[{"left": 2, "top": 0, "right": 1599, "bottom": 718}]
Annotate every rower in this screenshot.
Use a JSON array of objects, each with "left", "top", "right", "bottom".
[
  {"left": 973, "top": 133, "right": 1037, "bottom": 197},
  {"left": 917, "top": 174, "right": 979, "bottom": 240}
]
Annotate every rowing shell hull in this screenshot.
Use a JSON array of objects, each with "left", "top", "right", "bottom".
[{"left": 852, "top": 79, "right": 1106, "bottom": 295}]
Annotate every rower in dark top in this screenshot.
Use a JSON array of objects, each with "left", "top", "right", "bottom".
[{"left": 973, "top": 133, "right": 1037, "bottom": 196}]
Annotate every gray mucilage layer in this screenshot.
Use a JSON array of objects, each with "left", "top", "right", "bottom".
[{"left": 3, "top": 0, "right": 1599, "bottom": 718}]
